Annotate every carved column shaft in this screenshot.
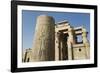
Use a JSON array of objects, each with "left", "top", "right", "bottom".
[
  {"left": 32, "top": 15, "right": 55, "bottom": 61},
  {"left": 67, "top": 27, "right": 75, "bottom": 60},
  {"left": 55, "top": 32, "right": 60, "bottom": 60}
]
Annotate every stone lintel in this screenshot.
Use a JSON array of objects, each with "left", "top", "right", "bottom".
[
  {"left": 55, "top": 26, "right": 69, "bottom": 32},
  {"left": 56, "top": 20, "right": 68, "bottom": 24},
  {"left": 73, "top": 44, "right": 85, "bottom": 48},
  {"left": 74, "top": 27, "right": 83, "bottom": 30}
]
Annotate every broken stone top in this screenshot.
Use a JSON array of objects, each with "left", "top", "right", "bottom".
[
  {"left": 56, "top": 20, "right": 69, "bottom": 25},
  {"left": 37, "top": 15, "right": 54, "bottom": 20},
  {"left": 55, "top": 20, "right": 70, "bottom": 28},
  {"left": 36, "top": 15, "right": 55, "bottom": 25}
]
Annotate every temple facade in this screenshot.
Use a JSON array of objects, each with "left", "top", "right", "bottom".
[{"left": 22, "top": 15, "right": 90, "bottom": 62}]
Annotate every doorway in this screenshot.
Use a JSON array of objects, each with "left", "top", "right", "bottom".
[{"left": 59, "top": 31, "right": 68, "bottom": 60}]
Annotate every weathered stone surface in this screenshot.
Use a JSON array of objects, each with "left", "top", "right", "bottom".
[
  {"left": 55, "top": 21, "right": 90, "bottom": 60},
  {"left": 82, "top": 27, "right": 90, "bottom": 59},
  {"left": 32, "top": 15, "right": 55, "bottom": 61}
]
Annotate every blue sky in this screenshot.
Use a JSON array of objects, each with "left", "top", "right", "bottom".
[{"left": 22, "top": 10, "right": 90, "bottom": 49}]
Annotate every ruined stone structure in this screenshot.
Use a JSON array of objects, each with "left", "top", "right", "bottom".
[
  {"left": 23, "top": 15, "right": 90, "bottom": 62},
  {"left": 55, "top": 20, "right": 90, "bottom": 60}
]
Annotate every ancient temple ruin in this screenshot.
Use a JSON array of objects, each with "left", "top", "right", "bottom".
[{"left": 22, "top": 15, "right": 90, "bottom": 62}]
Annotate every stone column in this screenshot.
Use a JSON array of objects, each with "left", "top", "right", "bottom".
[
  {"left": 82, "top": 27, "right": 90, "bottom": 59},
  {"left": 32, "top": 15, "right": 55, "bottom": 61},
  {"left": 55, "top": 32, "right": 60, "bottom": 60},
  {"left": 67, "top": 27, "right": 75, "bottom": 60},
  {"left": 60, "top": 32, "right": 63, "bottom": 60}
]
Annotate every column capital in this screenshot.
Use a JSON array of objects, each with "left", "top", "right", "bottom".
[{"left": 82, "top": 27, "right": 87, "bottom": 32}]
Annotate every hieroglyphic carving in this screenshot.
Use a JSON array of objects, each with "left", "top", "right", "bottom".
[{"left": 32, "top": 15, "right": 55, "bottom": 61}]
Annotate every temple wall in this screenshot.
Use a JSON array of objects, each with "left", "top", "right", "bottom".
[{"left": 73, "top": 44, "right": 87, "bottom": 60}]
